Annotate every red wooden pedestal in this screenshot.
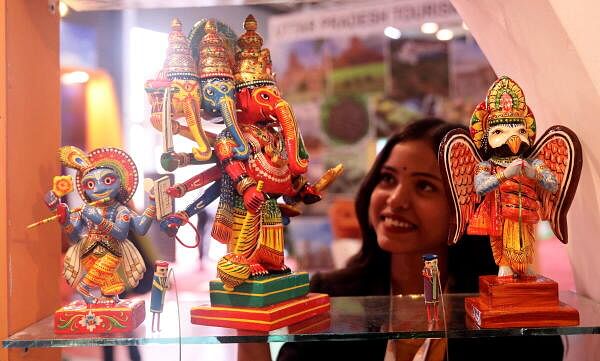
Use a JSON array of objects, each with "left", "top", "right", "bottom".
[
  {"left": 54, "top": 299, "right": 145, "bottom": 334},
  {"left": 465, "top": 275, "right": 579, "bottom": 328},
  {"left": 191, "top": 293, "right": 330, "bottom": 331}
]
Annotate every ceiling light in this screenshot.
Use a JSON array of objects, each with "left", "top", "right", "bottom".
[
  {"left": 59, "top": 2, "right": 69, "bottom": 17},
  {"left": 436, "top": 29, "right": 454, "bottom": 41},
  {"left": 61, "top": 71, "right": 90, "bottom": 84},
  {"left": 420, "top": 22, "right": 439, "bottom": 34},
  {"left": 384, "top": 26, "right": 402, "bottom": 40}
]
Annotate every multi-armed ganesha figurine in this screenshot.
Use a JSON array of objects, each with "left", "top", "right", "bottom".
[
  {"left": 439, "top": 76, "right": 582, "bottom": 328},
  {"left": 147, "top": 15, "right": 341, "bottom": 331},
  {"left": 33, "top": 146, "right": 155, "bottom": 334}
]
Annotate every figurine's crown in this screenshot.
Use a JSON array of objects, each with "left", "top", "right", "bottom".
[
  {"left": 470, "top": 76, "right": 536, "bottom": 149},
  {"left": 234, "top": 14, "right": 275, "bottom": 88},
  {"left": 164, "top": 18, "right": 198, "bottom": 81},
  {"left": 199, "top": 20, "right": 234, "bottom": 79},
  {"left": 485, "top": 76, "right": 530, "bottom": 127}
]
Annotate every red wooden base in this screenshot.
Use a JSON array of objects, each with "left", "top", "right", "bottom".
[
  {"left": 54, "top": 299, "right": 145, "bottom": 334},
  {"left": 190, "top": 293, "right": 330, "bottom": 331},
  {"left": 465, "top": 275, "right": 579, "bottom": 328}
]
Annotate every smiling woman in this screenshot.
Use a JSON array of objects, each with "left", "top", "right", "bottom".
[{"left": 266, "top": 118, "right": 565, "bottom": 361}]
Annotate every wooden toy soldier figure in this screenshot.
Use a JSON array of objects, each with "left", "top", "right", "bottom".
[
  {"left": 422, "top": 254, "right": 440, "bottom": 323},
  {"left": 151, "top": 260, "right": 170, "bottom": 331}
]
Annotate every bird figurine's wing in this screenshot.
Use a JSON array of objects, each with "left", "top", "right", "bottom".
[
  {"left": 527, "top": 125, "right": 582, "bottom": 243},
  {"left": 438, "top": 128, "right": 483, "bottom": 244}
]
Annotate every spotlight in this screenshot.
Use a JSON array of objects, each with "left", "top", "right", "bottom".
[
  {"left": 420, "top": 22, "right": 439, "bottom": 34},
  {"left": 436, "top": 29, "right": 454, "bottom": 41},
  {"left": 384, "top": 26, "right": 402, "bottom": 40}
]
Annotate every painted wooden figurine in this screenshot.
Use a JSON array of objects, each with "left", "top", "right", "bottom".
[
  {"left": 439, "top": 76, "right": 582, "bottom": 328},
  {"left": 151, "top": 260, "right": 170, "bottom": 332},
  {"left": 146, "top": 15, "right": 340, "bottom": 331},
  {"left": 439, "top": 76, "right": 582, "bottom": 277},
  {"left": 422, "top": 254, "right": 440, "bottom": 323},
  {"left": 36, "top": 146, "right": 155, "bottom": 333}
]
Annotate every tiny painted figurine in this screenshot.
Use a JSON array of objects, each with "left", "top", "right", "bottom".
[
  {"left": 439, "top": 76, "right": 582, "bottom": 277},
  {"left": 151, "top": 260, "right": 171, "bottom": 332},
  {"left": 43, "top": 146, "right": 155, "bottom": 304},
  {"left": 422, "top": 254, "right": 440, "bottom": 323}
]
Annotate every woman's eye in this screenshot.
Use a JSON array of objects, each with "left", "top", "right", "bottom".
[
  {"left": 493, "top": 129, "right": 502, "bottom": 135},
  {"left": 379, "top": 172, "right": 396, "bottom": 186},
  {"left": 417, "top": 181, "right": 435, "bottom": 192},
  {"left": 520, "top": 129, "right": 526, "bottom": 134}
]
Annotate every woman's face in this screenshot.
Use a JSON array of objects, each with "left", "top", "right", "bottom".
[{"left": 369, "top": 140, "right": 450, "bottom": 255}]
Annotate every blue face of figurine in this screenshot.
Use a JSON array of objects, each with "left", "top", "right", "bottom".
[
  {"left": 200, "top": 77, "right": 235, "bottom": 120},
  {"left": 81, "top": 167, "right": 122, "bottom": 201}
]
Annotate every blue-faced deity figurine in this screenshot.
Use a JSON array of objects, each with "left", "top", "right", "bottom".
[{"left": 44, "top": 146, "right": 155, "bottom": 305}]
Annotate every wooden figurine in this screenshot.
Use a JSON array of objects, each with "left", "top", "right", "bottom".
[
  {"left": 33, "top": 146, "right": 155, "bottom": 334},
  {"left": 147, "top": 15, "right": 342, "bottom": 331},
  {"left": 422, "top": 254, "right": 440, "bottom": 323},
  {"left": 151, "top": 260, "right": 171, "bottom": 332},
  {"left": 439, "top": 76, "right": 582, "bottom": 328},
  {"left": 145, "top": 18, "right": 215, "bottom": 173}
]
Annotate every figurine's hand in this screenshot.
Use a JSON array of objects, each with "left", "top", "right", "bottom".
[
  {"left": 44, "top": 190, "right": 59, "bottom": 211},
  {"left": 243, "top": 186, "right": 265, "bottom": 214},
  {"left": 82, "top": 206, "right": 103, "bottom": 224},
  {"left": 159, "top": 215, "right": 183, "bottom": 237},
  {"left": 298, "top": 183, "right": 322, "bottom": 205},
  {"left": 521, "top": 160, "right": 536, "bottom": 179},
  {"left": 503, "top": 159, "right": 524, "bottom": 178},
  {"left": 56, "top": 202, "right": 69, "bottom": 225},
  {"left": 166, "top": 184, "right": 185, "bottom": 198}
]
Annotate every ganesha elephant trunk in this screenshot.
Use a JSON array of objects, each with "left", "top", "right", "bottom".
[
  {"left": 219, "top": 96, "right": 249, "bottom": 160},
  {"left": 275, "top": 101, "right": 309, "bottom": 175},
  {"left": 182, "top": 98, "right": 212, "bottom": 161}
]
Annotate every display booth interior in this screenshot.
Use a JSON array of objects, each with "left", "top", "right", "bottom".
[{"left": 2, "top": 1, "right": 600, "bottom": 361}]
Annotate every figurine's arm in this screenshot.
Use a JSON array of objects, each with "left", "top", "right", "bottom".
[
  {"left": 130, "top": 200, "right": 157, "bottom": 236},
  {"left": 531, "top": 159, "right": 558, "bottom": 193},
  {"left": 215, "top": 134, "right": 264, "bottom": 213},
  {"left": 82, "top": 205, "right": 130, "bottom": 241},
  {"left": 474, "top": 161, "right": 502, "bottom": 196},
  {"left": 44, "top": 190, "right": 85, "bottom": 241}
]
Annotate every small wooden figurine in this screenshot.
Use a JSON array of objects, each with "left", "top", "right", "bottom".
[
  {"left": 439, "top": 76, "right": 582, "bottom": 328},
  {"left": 150, "top": 260, "right": 171, "bottom": 332},
  {"left": 422, "top": 254, "right": 440, "bottom": 323},
  {"left": 33, "top": 146, "right": 155, "bottom": 334}
]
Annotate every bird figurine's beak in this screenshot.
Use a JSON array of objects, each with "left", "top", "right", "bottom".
[{"left": 506, "top": 135, "right": 522, "bottom": 154}]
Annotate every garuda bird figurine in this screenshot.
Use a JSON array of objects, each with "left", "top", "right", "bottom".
[{"left": 439, "top": 76, "right": 582, "bottom": 277}]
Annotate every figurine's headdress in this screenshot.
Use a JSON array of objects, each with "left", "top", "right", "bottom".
[
  {"left": 233, "top": 14, "right": 275, "bottom": 89},
  {"left": 198, "top": 20, "right": 234, "bottom": 79},
  {"left": 164, "top": 18, "right": 198, "bottom": 81},
  {"left": 58, "top": 146, "right": 139, "bottom": 203},
  {"left": 155, "top": 260, "right": 169, "bottom": 268},
  {"left": 470, "top": 76, "right": 536, "bottom": 150},
  {"left": 422, "top": 254, "right": 438, "bottom": 261}
]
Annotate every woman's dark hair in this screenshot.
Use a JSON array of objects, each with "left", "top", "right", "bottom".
[{"left": 345, "top": 118, "right": 496, "bottom": 294}]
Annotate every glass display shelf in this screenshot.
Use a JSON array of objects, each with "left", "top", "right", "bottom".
[{"left": 3, "top": 291, "right": 600, "bottom": 348}]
